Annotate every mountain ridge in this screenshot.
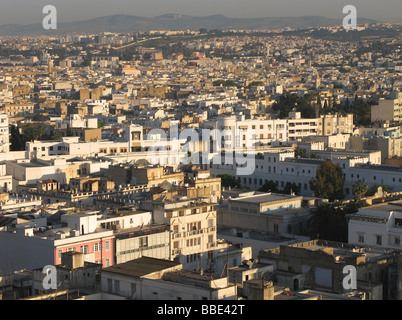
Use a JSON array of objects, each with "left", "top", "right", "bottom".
[{"left": 0, "top": 14, "right": 379, "bottom": 36}]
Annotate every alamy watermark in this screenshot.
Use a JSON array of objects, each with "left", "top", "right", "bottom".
[
  {"left": 145, "top": 127, "right": 256, "bottom": 176},
  {"left": 343, "top": 5, "right": 357, "bottom": 30},
  {"left": 43, "top": 5, "right": 57, "bottom": 30},
  {"left": 342, "top": 265, "right": 357, "bottom": 290},
  {"left": 42, "top": 265, "right": 57, "bottom": 290}
]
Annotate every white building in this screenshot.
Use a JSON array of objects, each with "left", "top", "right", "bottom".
[
  {"left": 202, "top": 113, "right": 353, "bottom": 150},
  {"left": 210, "top": 148, "right": 402, "bottom": 198},
  {"left": 0, "top": 113, "right": 10, "bottom": 153},
  {"left": 348, "top": 200, "right": 402, "bottom": 249},
  {"left": 99, "top": 257, "right": 237, "bottom": 300}
]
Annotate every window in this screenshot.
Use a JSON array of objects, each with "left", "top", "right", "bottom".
[
  {"left": 93, "top": 243, "right": 101, "bottom": 252},
  {"left": 80, "top": 245, "right": 89, "bottom": 254},
  {"left": 139, "top": 237, "right": 148, "bottom": 248},
  {"left": 105, "top": 241, "right": 110, "bottom": 251},
  {"left": 114, "top": 280, "right": 120, "bottom": 294},
  {"left": 376, "top": 235, "right": 382, "bottom": 246},
  {"left": 105, "top": 259, "right": 110, "bottom": 267},
  {"left": 358, "top": 234, "right": 364, "bottom": 243},
  {"left": 58, "top": 249, "right": 63, "bottom": 260},
  {"left": 395, "top": 236, "right": 400, "bottom": 246},
  {"left": 131, "top": 283, "right": 137, "bottom": 297},
  {"left": 107, "top": 279, "right": 113, "bottom": 292}
]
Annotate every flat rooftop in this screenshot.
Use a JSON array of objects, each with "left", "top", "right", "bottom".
[
  {"left": 359, "top": 200, "right": 402, "bottom": 213},
  {"left": 102, "top": 257, "right": 181, "bottom": 278},
  {"left": 229, "top": 193, "right": 302, "bottom": 204}
]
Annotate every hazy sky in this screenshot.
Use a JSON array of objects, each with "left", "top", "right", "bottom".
[{"left": 1, "top": 0, "right": 401, "bottom": 25}]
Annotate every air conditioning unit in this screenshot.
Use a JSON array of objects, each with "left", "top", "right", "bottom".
[{"left": 70, "top": 229, "right": 80, "bottom": 237}]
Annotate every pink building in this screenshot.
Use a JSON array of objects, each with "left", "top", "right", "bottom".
[{"left": 0, "top": 213, "right": 114, "bottom": 274}]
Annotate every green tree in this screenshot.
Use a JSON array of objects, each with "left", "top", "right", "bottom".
[
  {"left": 249, "top": 81, "right": 265, "bottom": 87},
  {"left": 282, "top": 182, "right": 301, "bottom": 195},
  {"left": 217, "top": 174, "right": 241, "bottom": 189},
  {"left": 352, "top": 180, "right": 368, "bottom": 199},
  {"left": 50, "top": 131, "right": 63, "bottom": 140},
  {"left": 10, "top": 125, "right": 25, "bottom": 151},
  {"left": 272, "top": 93, "right": 317, "bottom": 118},
  {"left": 365, "top": 183, "right": 388, "bottom": 197},
  {"left": 22, "top": 124, "right": 46, "bottom": 142},
  {"left": 309, "top": 202, "right": 348, "bottom": 242},
  {"left": 309, "top": 199, "right": 368, "bottom": 242},
  {"left": 309, "top": 161, "right": 345, "bottom": 202},
  {"left": 259, "top": 180, "right": 278, "bottom": 193}
]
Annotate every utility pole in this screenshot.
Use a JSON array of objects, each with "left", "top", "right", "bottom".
[
  {"left": 261, "top": 275, "right": 265, "bottom": 300},
  {"left": 234, "top": 272, "right": 237, "bottom": 300}
]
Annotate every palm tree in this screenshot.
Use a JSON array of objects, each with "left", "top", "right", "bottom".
[{"left": 352, "top": 180, "right": 368, "bottom": 199}]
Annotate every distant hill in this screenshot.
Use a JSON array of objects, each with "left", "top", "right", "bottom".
[{"left": 0, "top": 14, "right": 379, "bottom": 36}]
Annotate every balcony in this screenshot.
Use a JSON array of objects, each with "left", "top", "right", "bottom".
[
  {"left": 207, "top": 242, "right": 216, "bottom": 249},
  {"left": 207, "top": 227, "right": 216, "bottom": 233},
  {"left": 172, "top": 249, "right": 181, "bottom": 255},
  {"left": 186, "top": 229, "right": 203, "bottom": 237},
  {"left": 172, "top": 232, "right": 182, "bottom": 239}
]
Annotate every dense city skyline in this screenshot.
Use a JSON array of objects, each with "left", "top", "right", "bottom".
[{"left": 0, "top": 0, "right": 401, "bottom": 304}]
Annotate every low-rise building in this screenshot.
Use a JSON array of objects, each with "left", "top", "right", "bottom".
[{"left": 100, "top": 257, "right": 237, "bottom": 300}]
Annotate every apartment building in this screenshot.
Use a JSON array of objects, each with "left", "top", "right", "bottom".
[
  {"left": 0, "top": 212, "right": 115, "bottom": 274},
  {"left": 258, "top": 240, "right": 397, "bottom": 299},
  {"left": 0, "top": 113, "right": 9, "bottom": 153},
  {"left": 109, "top": 164, "right": 184, "bottom": 188},
  {"left": 98, "top": 257, "right": 236, "bottom": 300},
  {"left": 202, "top": 113, "right": 353, "bottom": 149},
  {"left": 6, "top": 158, "right": 83, "bottom": 190},
  {"left": 184, "top": 167, "right": 222, "bottom": 203},
  {"left": 217, "top": 192, "right": 311, "bottom": 236},
  {"left": 141, "top": 197, "right": 235, "bottom": 273},
  {"left": 210, "top": 148, "right": 402, "bottom": 198},
  {"left": 26, "top": 137, "right": 131, "bottom": 159},
  {"left": 348, "top": 200, "right": 402, "bottom": 250},
  {"left": 349, "top": 129, "right": 402, "bottom": 162},
  {"left": 1, "top": 102, "right": 34, "bottom": 117},
  {"left": 320, "top": 113, "right": 354, "bottom": 136},
  {"left": 371, "top": 91, "right": 402, "bottom": 123},
  {"left": 302, "top": 133, "right": 351, "bottom": 150}
]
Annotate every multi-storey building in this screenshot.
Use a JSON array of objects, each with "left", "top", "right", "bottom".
[
  {"left": 371, "top": 91, "right": 402, "bottom": 123},
  {"left": 320, "top": 113, "right": 354, "bottom": 136},
  {"left": 348, "top": 200, "right": 402, "bottom": 250},
  {"left": 209, "top": 148, "right": 402, "bottom": 198},
  {"left": 202, "top": 113, "right": 354, "bottom": 150},
  {"left": 349, "top": 129, "right": 402, "bottom": 162},
  {"left": 1, "top": 102, "right": 34, "bottom": 117},
  {"left": 0, "top": 212, "right": 115, "bottom": 274},
  {"left": 0, "top": 113, "right": 9, "bottom": 153}
]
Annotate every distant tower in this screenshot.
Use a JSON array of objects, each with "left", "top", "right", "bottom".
[
  {"left": 315, "top": 71, "right": 321, "bottom": 89},
  {"left": 265, "top": 44, "right": 270, "bottom": 59},
  {"left": 48, "top": 59, "right": 54, "bottom": 74}
]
